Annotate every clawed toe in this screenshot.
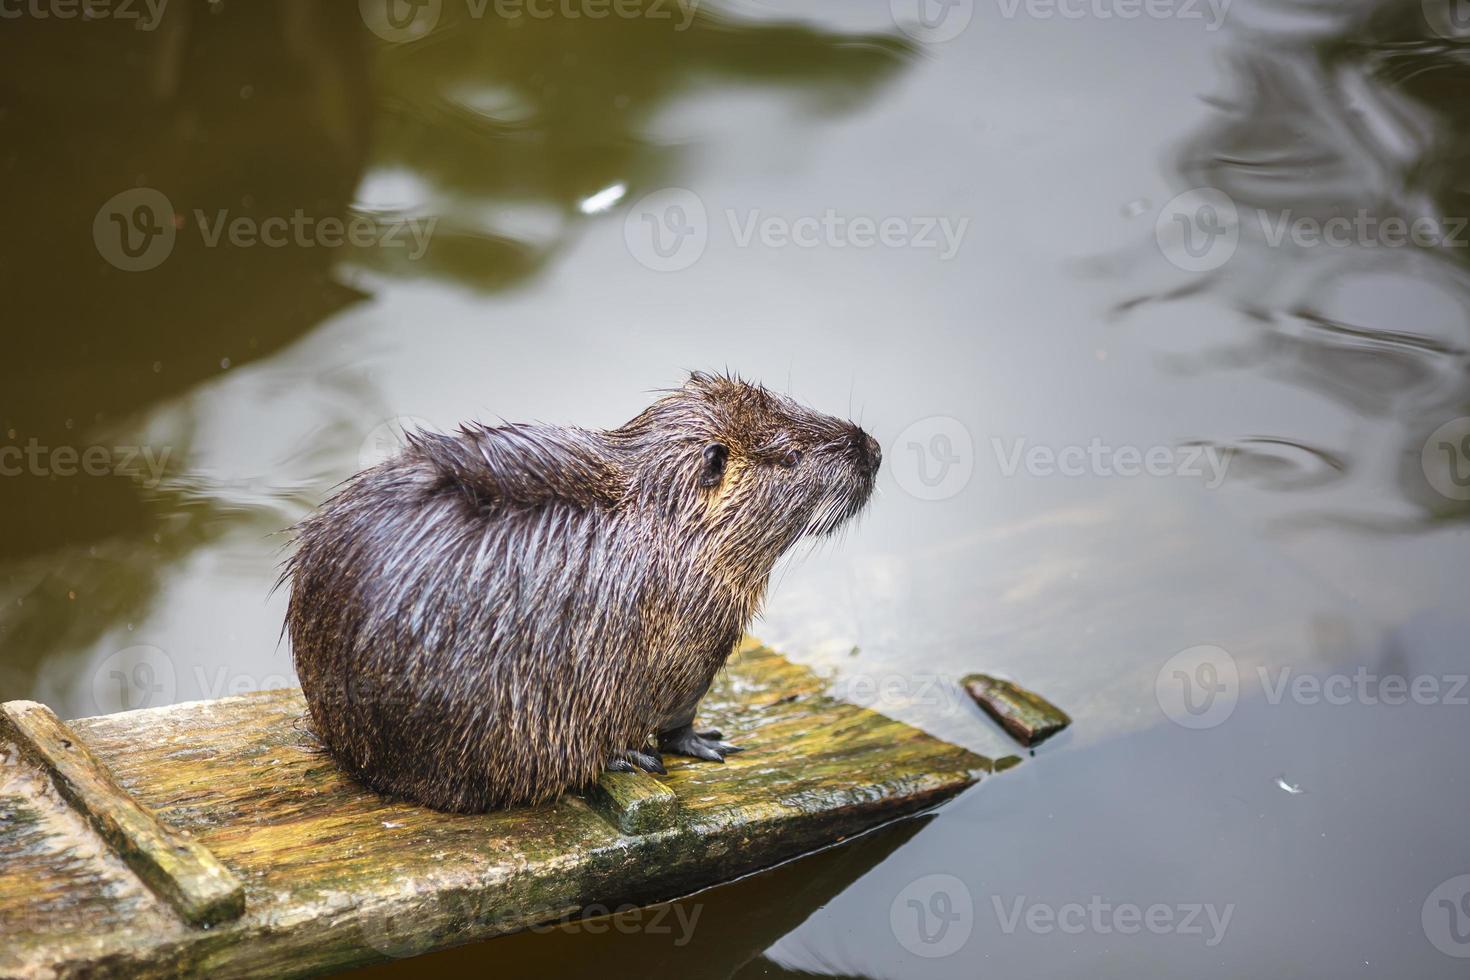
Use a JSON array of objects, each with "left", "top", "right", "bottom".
[
  {"left": 608, "top": 746, "right": 666, "bottom": 775},
  {"left": 658, "top": 724, "right": 743, "bottom": 763}
]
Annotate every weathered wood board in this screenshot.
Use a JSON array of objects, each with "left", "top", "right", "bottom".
[{"left": 0, "top": 641, "right": 990, "bottom": 979}]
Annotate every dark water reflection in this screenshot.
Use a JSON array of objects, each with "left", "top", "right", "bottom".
[
  {"left": 3, "top": 0, "right": 1470, "bottom": 976},
  {"left": 1126, "top": 0, "right": 1470, "bottom": 531}
]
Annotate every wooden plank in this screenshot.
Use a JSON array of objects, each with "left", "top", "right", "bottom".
[
  {"left": 0, "top": 701, "right": 245, "bottom": 927},
  {"left": 584, "top": 772, "right": 680, "bottom": 834},
  {"left": 961, "top": 674, "right": 1072, "bottom": 746},
  {"left": 0, "top": 640, "right": 991, "bottom": 979}
]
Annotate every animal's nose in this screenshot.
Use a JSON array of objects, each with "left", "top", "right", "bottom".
[{"left": 851, "top": 429, "right": 882, "bottom": 475}]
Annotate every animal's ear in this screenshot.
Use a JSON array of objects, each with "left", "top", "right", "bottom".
[
  {"left": 408, "top": 424, "right": 624, "bottom": 508},
  {"left": 698, "top": 442, "right": 728, "bottom": 488}
]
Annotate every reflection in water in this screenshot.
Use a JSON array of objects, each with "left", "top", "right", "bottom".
[
  {"left": 1, "top": 3, "right": 376, "bottom": 697},
  {"left": 1181, "top": 436, "right": 1347, "bottom": 491},
  {"left": 5, "top": 0, "right": 1470, "bottom": 976},
  {"left": 0, "top": 2, "right": 914, "bottom": 698},
  {"left": 1120, "top": 0, "right": 1470, "bottom": 527},
  {"left": 354, "top": 815, "right": 922, "bottom": 980},
  {"left": 361, "top": 4, "right": 915, "bottom": 288}
]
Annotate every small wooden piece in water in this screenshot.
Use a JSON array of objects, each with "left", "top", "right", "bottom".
[
  {"left": 0, "top": 700, "right": 246, "bottom": 926},
  {"left": 961, "top": 674, "right": 1071, "bottom": 747}
]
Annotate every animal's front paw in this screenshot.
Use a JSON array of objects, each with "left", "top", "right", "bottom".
[
  {"left": 658, "top": 724, "right": 744, "bottom": 763},
  {"left": 606, "top": 746, "right": 666, "bottom": 775}
]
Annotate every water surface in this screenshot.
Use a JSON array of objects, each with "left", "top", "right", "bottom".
[{"left": 3, "top": 0, "right": 1470, "bottom": 976}]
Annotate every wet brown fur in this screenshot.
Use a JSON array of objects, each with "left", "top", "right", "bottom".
[{"left": 283, "top": 372, "right": 879, "bottom": 812}]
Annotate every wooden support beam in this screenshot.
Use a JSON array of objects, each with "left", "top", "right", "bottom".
[{"left": 1, "top": 701, "right": 245, "bottom": 927}]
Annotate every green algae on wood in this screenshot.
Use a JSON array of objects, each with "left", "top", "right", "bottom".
[
  {"left": 961, "top": 674, "right": 1072, "bottom": 747},
  {"left": 585, "top": 771, "right": 680, "bottom": 834},
  {"left": 0, "top": 700, "right": 245, "bottom": 927},
  {"left": 1, "top": 641, "right": 990, "bottom": 979}
]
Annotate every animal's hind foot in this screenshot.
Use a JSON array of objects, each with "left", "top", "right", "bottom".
[
  {"left": 658, "top": 724, "right": 743, "bottom": 763},
  {"left": 606, "top": 746, "right": 666, "bottom": 775}
]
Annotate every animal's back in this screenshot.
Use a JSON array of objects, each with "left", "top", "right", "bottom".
[{"left": 287, "top": 451, "right": 658, "bottom": 812}]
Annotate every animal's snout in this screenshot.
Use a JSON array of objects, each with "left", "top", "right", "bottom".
[{"left": 849, "top": 428, "right": 882, "bottom": 476}]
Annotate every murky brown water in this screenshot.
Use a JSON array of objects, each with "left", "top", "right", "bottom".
[{"left": 4, "top": 0, "right": 1470, "bottom": 976}]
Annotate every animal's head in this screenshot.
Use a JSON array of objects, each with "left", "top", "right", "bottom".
[{"left": 616, "top": 372, "right": 880, "bottom": 564}]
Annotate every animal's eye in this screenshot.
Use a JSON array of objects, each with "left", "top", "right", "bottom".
[
  {"left": 779, "top": 449, "right": 803, "bottom": 469},
  {"left": 699, "top": 443, "right": 728, "bottom": 488}
]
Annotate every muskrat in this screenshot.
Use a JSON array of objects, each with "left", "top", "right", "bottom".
[{"left": 283, "top": 372, "right": 880, "bottom": 813}]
